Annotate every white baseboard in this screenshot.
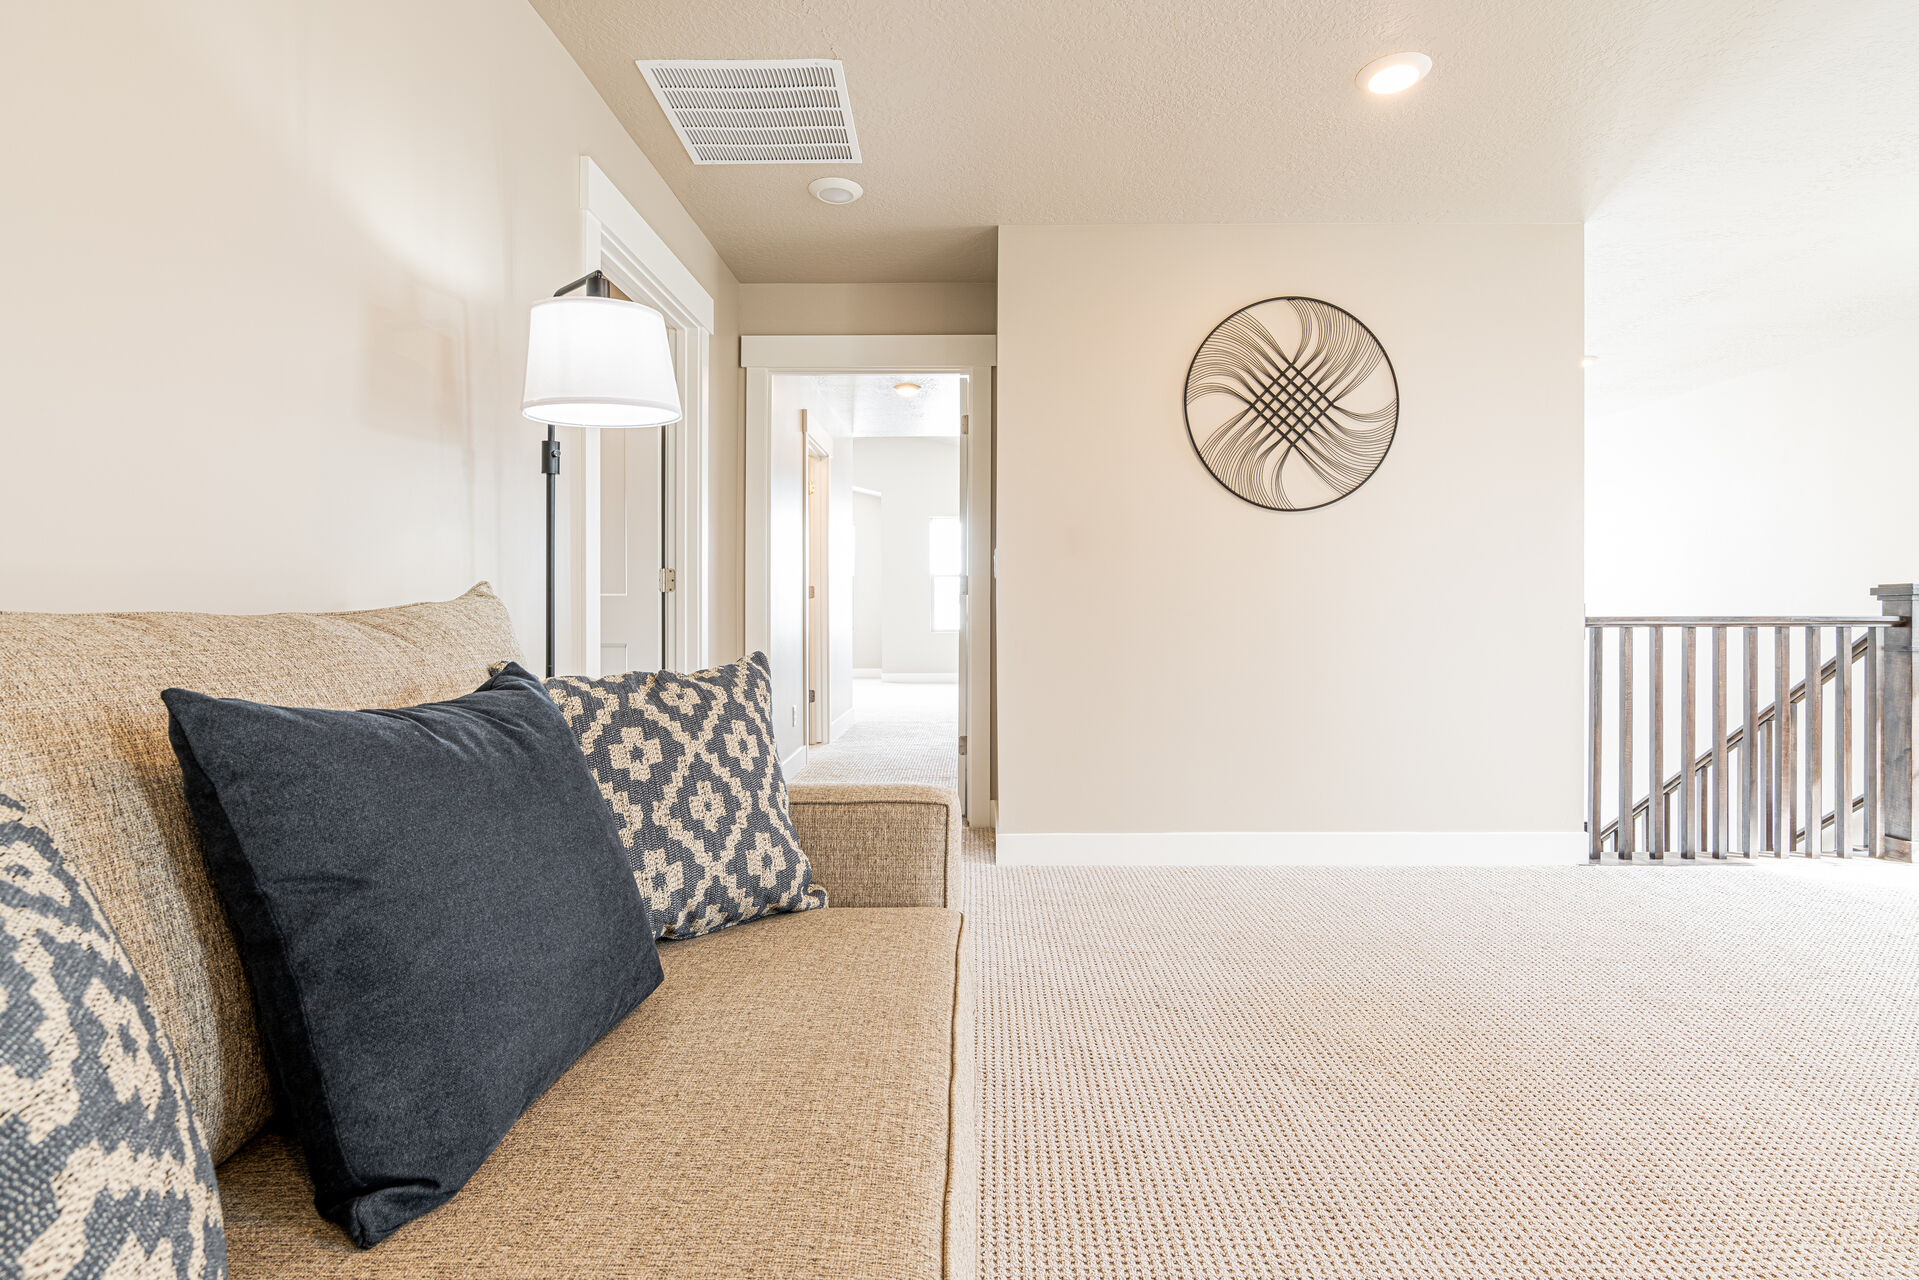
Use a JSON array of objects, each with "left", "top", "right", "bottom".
[
  {"left": 881, "top": 672, "right": 958, "bottom": 684},
  {"left": 853, "top": 667, "right": 883, "bottom": 679},
  {"left": 830, "top": 708, "right": 856, "bottom": 741},
  {"left": 782, "top": 744, "right": 808, "bottom": 777},
  {"left": 994, "top": 831, "right": 1589, "bottom": 867}
]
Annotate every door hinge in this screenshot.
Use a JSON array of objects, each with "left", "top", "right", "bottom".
[
  {"left": 808, "top": 585, "right": 815, "bottom": 598},
  {"left": 808, "top": 689, "right": 816, "bottom": 703},
  {"left": 958, "top": 735, "right": 967, "bottom": 756},
  {"left": 659, "top": 567, "right": 676, "bottom": 592},
  {"left": 961, "top": 414, "right": 970, "bottom": 436}
]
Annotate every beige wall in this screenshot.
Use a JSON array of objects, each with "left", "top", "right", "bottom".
[
  {"left": 1587, "top": 321, "right": 1918, "bottom": 617},
  {"left": 1, "top": 0, "right": 743, "bottom": 665},
  {"left": 996, "top": 224, "right": 1586, "bottom": 839},
  {"left": 740, "top": 284, "right": 996, "bottom": 335}
]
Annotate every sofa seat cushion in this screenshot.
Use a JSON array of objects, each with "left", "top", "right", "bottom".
[{"left": 215, "top": 907, "right": 972, "bottom": 1280}]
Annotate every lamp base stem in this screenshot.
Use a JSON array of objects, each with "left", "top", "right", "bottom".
[{"left": 542, "top": 423, "right": 560, "bottom": 679}]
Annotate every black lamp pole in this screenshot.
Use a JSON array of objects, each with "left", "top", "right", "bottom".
[{"left": 540, "top": 269, "right": 611, "bottom": 678}]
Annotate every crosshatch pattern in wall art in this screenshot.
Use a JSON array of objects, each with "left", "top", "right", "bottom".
[{"left": 1184, "top": 297, "right": 1399, "bottom": 511}]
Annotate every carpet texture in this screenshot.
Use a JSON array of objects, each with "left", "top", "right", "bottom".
[
  {"left": 965, "top": 855, "right": 1919, "bottom": 1278},
  {"left": 796, "top": 679, "right": 958, "bottom": 791}
]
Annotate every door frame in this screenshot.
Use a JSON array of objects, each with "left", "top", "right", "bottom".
[
  {"left": 565, "top": 157, "right": 713, "bottom": 676},
  {"left": 802, "top": 431, "right": 832, "bottom": 745},
  {"left": 742, "top": 334, "right": 997, "bottom": 826}
]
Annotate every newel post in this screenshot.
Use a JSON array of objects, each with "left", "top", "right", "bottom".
[{"left": 1871, "top": 584, "right": 1918, "bottom": 861}]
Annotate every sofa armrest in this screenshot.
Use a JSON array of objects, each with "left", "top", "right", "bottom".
[{"left": 786, "top": 781, "right": 962, "bottom": 909}]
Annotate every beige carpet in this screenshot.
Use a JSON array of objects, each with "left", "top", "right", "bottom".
[
  {"left": 794, "top": 678, "right": 959, "bottom": 791},
  {"left": 963, "top": 850, "right": 1919, "bottom": 1278}
]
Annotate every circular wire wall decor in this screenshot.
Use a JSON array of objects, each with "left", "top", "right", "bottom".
[{"left": 1183, "top": 297, "right": 1399, "bottom": 511}]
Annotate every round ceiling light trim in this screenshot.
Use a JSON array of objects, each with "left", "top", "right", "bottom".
[
  {"left": 809, "top": 176, "right": 864, "bottom": 205},
  {"left": 1358, "top": 52, "right": 1433, "bottom": 95}
]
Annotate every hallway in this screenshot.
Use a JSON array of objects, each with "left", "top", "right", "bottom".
[{"left": 792, "top": 677, "right": 959, "bottom": 792}]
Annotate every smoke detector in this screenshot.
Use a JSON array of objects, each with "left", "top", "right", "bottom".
[
  {"left": 637, "top": 59, "right": 861, "bottom": 164},
  {"left": 810, "top": 177, "right": 863, "bottom": 205}
]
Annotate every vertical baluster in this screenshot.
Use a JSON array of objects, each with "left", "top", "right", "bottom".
[
  {"left": 1680, "top": 627, "right": 1697, "bottom": 858},
  {"left": 1866, "top": 628, "right": 1883, "bottom": 858},
  {"left": 1760, "top": 719, "right": 1774, "bottom": 849},
  {"left": 1742, "top": 627, "right": 1759, "bottom": 856},
  {"left": 1589, "top": 626, "right": 1603, "bottom": 861},
  {"left": 1711, "top": 627, "right": 1729, "bottom": 857},
  {"left": 1836, "top": 627, "right": 1853, "bottom": 857},
  {"left": 1805, "top": 626, "right": 1824, "bottom": 856},
  {"left": 1649, "top": 627, "right": 1665, "bottom": 858},
  {"left": 1774, "top": 627, "right": 1791, "bottom": 855},
  {"left": 1617, "top": 627, "right": 1635, "bottom": 858}
]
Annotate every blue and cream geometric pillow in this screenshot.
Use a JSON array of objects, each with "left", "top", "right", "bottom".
[
  {"left": 542, "top": 652, "right": 828, "bottom": 939},
  {"left": 0, "top": 791, "right": 226, "bottom": 1279}
]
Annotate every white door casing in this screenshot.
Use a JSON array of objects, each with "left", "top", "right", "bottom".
[
  {"left": 742, "top": 334, "right": 998, "bottom": 826},
  {"left": 565, "top": 157, "right": 713, "bottom": 677},
  {"left": 804, "top": 436, "right": 831, "bottom": 744}
]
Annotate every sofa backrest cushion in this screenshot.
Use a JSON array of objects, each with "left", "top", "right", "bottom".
[{"left": 0, "top": 584, "right": 520, "bottom": 1162}]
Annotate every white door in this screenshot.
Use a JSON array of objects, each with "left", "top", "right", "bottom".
[
  {"left": 956, "top": 385, "right": 970, "bottom": 815},
  {"left": 600, "top": 424, "right": 665, "bottom": 675},
  {"left": 804, "top": 447, "right": 830, "bottom": 744}
]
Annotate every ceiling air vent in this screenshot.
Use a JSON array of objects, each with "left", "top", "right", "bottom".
[{"left": 636, "top": 59, "right": 862, "bottom": 165}]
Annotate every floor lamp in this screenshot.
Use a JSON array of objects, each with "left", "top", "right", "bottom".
[{"left": 520, "top": 271, "right": 683, "bottom": 677}]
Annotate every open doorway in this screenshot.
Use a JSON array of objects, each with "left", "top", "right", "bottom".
[
  {"left": 745, "top": 334, "right": 995, "bottom": 826},
  {"left": 842, "top": 381, "right": 963, "bottom": 774},
  {"left": 768, "top": 371, "right": 967, "bottom": 798}
]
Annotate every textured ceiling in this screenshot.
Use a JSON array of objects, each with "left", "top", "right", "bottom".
[
  {"left": 533, "top": 0, "right": 1917, "bottom": 409},
  {"left": 791, "top": 374, "right": 963, "bottom": 437}
]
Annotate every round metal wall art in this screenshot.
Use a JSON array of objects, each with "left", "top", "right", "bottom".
[{"left": 1183, "top": 297, "right": 1399, "bottom": 511}]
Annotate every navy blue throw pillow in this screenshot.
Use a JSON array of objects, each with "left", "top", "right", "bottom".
[{"left": 162, "top": 663, "right": 661, "bottom": 1249}]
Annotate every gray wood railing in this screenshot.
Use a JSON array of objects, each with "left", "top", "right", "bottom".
[{"left": 1586, "top": 585, "right": 1919, "bottom": 861}]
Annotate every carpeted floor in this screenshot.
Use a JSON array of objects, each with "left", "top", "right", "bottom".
[
  {"left": 793, "top": 689, "right": 1919, "bottom": 1275},
  {"left": 792, "top": 678, "right": 959, "bottom": 791},
  {"left": 964, "top": 852, "right": 1919, "bottom": 1278}
]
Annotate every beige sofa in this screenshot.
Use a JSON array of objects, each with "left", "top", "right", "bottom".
[{"left": 0, "top": 585, "right": 975, "bottom": 1279}]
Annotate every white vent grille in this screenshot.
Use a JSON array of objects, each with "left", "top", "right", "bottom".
[{"left": 637, "top": 59, "right": 862, "bottom": 165}]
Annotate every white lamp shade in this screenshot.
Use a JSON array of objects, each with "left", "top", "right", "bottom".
[{"left": 521, "top": 295, "right": 682, "bottom": 428}]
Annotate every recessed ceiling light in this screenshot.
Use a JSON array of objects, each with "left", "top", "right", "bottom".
[
  {"left": 1358, "top": 52, "right": 1432, "bottom": 95},
  {"left": 809, "top": 177, "right": 863, "bottom": 205},
  {"left": 894, "top": 382, "right": 921, "bottom": 398},
  {"left": 1580, "top": 354, "right": 1599, "bottom": 369}
]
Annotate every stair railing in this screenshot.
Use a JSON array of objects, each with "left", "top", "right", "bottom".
[{"left": 1585, "top": 584, "right": 1919, "bottom": 861}]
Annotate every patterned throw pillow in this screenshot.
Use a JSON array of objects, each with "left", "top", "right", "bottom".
[
  {"left": 543, "top": 652, "right": 828, "bottom": 939},
  {"left": 0, "top": 791, "right": 226, "bottom": 1279}
]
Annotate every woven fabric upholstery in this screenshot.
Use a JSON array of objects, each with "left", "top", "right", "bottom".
[
  {"left": 0, "top": 791, "right": 227, "bottom": 1280},
  {"left": 0, "top": 586, "right": 521, "bottom": 1163},
  {"left": 217, "top": 907, "right": 974, "bottom": 1280},
  {"left": 787, "top": 782, "right": 961, "bottom": 909},
  {"left": 541, "top": 653, "right": 826, "bottom": 939}
]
